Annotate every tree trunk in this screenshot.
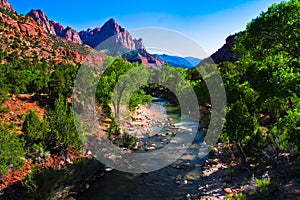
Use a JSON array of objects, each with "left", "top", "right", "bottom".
[{"left": 237, "top": 142, "right": 247, "bottom": 167}]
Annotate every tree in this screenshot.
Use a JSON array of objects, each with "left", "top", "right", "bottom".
[
  {"left": 48, "top": 63, "right": 77, "bottom": 104},
  {"left": 22, "top": 110, "right": 47, "bottom": 152},
  {"left": 96, "top": 57, "right": 150, "bottom": 118},
  {"left": 235, "top": 0, "right": 300, "bottom": 63},
  {"left": 0, "top": 124, "right": 24, "bottom": 175},
  {"left": 45, "top": 94, "right": 82, "bottom": 151},
  {"left": 220, "top": 0, "right": 300, "bottom": 163}
]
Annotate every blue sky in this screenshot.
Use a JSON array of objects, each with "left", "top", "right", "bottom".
[{"left": 9, "top": 0, "right": 283, "bottom": 57}]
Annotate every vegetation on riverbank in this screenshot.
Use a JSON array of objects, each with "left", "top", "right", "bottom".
[
  {"left": 0, "top": 0, "right": 299, "bottom": 199},
  {"left": 197, "top": 1, "right": 300, "bottom": 198}
]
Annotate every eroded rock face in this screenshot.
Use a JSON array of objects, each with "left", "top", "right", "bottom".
[
  {"left": 18, "top": 22, "right": 46, "bottom": 37},
  {"left": 19, "top": 6, "right": 161, "bottom": 66},
  {"left": 0, "top": 0, "right": 14, "bottom": 12},
  {"left": 198, "top": 33, "right": 239, "bottom": 66},
  {"left": 210, "top": 34, "right": 237, "bottom": 64},
  {"left": 133, "top": 38, "right": 146, "bottom": 51},
  {"left": 0, "top": 2, "right": 102, "bottom": 64},
  {"left": 79, "top": 18, "right": 145, "bottom": 53},
  {"left": 27, "top": 9, "right": 82, "bottom": 44},
  {"left": 27, "top": 9, "right": 56, "bottom": 34},
  {"left": 60, "top": 26, "right": 82, "bottom": 44},
  {"left": 50, "top": 20, "right": 64, "bottom": 35}
]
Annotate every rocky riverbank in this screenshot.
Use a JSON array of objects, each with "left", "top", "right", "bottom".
[
  {"left": 200, "top": 143, "right": 300, "bottom": 200},
  {"left": 118, "top": 103, "right": 174, "bottom": 138}
]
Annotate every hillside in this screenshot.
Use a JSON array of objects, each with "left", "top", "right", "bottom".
[{"left": 0, "top": 2, "right": 106, "bottom": 65}]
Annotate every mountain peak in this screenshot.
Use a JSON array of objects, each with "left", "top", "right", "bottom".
[
  {"left": 27, "top": 9, "right": 56, "bottom": 34},
  {"left": 107, "top": 18, "right": 117, "bottom": 24},
  {"left": 27, "top": 9, "right": 82, "bottom": 44},
  {"left": 101, "top": 18, "right": 123, "bottom": 33},
  {"left": 0, "top": 0, "right": 14, "bottom": 12},
  {"left": 80, "top": 18, "right": 138, "bottom": 52}
]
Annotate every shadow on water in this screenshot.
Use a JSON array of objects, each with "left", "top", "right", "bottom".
[{"left": 78, "top": 99, "right": 208, "bottom": 200}]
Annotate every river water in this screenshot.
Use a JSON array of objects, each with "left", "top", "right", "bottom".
[{"left": 79, "top": 99, "right": 208, "bottom": 200}]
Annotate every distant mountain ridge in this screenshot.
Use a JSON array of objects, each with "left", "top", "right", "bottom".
[{"left": 153, "top": 54, "right": 201, "bottom": 68}]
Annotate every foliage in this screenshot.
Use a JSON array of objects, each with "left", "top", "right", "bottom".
[
  {"left": 22, "top": 110, "right": 47, "bottom": 152},
  {"left": 219, "top": 0, "right": 300, "bottom": 163},
  {"left": 0, "top": 124, "right": 25, "bottom": 175},
  {"left": 253, "top": 174, "right": 273, "bottom": 196},
  {"left": 23, "top": 165, "right": 63, "bottom": 200},
  {"left": 106, "top": 117, "right": 121, "bottom": 139},
  {"left": 225, "top": 192, "right": 245, "bottom": 200},
  {"left": 23, "top": 157, "right": 102, "bottom": 199},
  {"left": 96, "top": 57, "right": 151, "bottom": 118},
  {"left": 115, "top": 132, "right": 138, "bottom": 149},
  {"left": 47, "top": 63, "right": 77, "bottom": 104},
  {"left": 45, "top": 94, "right": 82, "bottom": 151}
]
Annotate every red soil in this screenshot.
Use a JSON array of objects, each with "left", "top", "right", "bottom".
[
  {"left": 2, "top": 94, "right": 44, "bottom": 132},
  {"left": 0, "top": 94, "right": 90, "bottom": 190}
]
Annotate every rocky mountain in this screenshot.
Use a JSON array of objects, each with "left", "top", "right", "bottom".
[
  {"left": 210, "top": 34, "right": 237, "bottom": 63},
  {"left": 79, "top": 18, "right": 144, "bottom": 51},
  {"left": 153, "top": 54, "right": 201, "bottom": 69},
  {"left": 27, "top": 10, "right": 145, "bottom": 54},
  {"left": 57, "top": 26, "right": 82, "bottom": 45},
  {"left": 26, "top": 9, "right": 162, "bottom": 67},
  {"left": 199, "top": 34, "right": 238, "bottom": 65},
  {"left": 0, "top": 0, "right": 103, "bottom": 64},
  {"left": 27, "top": 9, "right": 82, "bottom": 44},
  {"left": 0, "top": 0, "right": 14, "bottom": 12},
  {"left": 27, "top": 9, "right": 55, "bottom": 34},
  {"left": 122, "top": 49, "right": 164, "bottom": 68}
]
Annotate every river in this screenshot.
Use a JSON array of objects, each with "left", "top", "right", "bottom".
[{"left": 78, "top": 98, "right": 208, "bottom": 200}]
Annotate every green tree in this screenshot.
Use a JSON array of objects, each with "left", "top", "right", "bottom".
[
  {"left": 96, "top": 57, "right": 150, "bottom": 118},
  {"left": 45, "top": 94, "right": 82, "bottom": 151},
  {"left": 22, "top": 110, "right": 47, "bottom": 152},
  {"left": 0, "top": 124, "right": 24, "bottom": 175},
  {"left": 48, "top": 63, "right": 77, "bottom": 104},
  {"left": 220, "top": 0, "right": 300, "bottom": 163}
]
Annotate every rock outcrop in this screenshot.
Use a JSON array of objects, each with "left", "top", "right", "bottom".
[
  {"left": 27, "top": 9, "right": 56, "bottom": 34},
  {"left": 78, "top": 18, "right": 162, "bottom": 67},
  {"left": 210, "top": 34, "right": 237, "bottom": 64},
  {"left": 0, "top": 2, "right": 103, "bottom": 64},
  {"left": 50, "top": 20, "right": 64, "bottom": 35},
  {"left": 0, "top": 0, "right": 14, "bottom": 12},
  {"left": 27, "top": 9, "right": 82, "bottom": 44},
  {"left": 10, "top": 5, "right": 161, "bottom": 66},
  {"left": 58, "top": 26, "right": 82, "bottom": 44},
  {"left": 198, "top": 34, "right": 239, "bottom": 66},
  {"left": 79, "top": 18, "right": 145, "bottom": 53}
]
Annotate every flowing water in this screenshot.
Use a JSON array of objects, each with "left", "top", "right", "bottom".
[{"left": 79, "top": 99, "right": 208, "bottom": 200}]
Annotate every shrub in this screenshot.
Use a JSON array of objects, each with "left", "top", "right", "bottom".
[
  {"left": 22, "top": 110, "right": 47, "bottom": 152},
  {"left": 45, "top": 94, "right": 82, "bottom": 151},
  {"left": 0, "top": 124, "right": 25, "bottom": 175}
]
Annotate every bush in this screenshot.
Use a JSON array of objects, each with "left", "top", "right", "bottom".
[
  {"left": 0, "top": 124, "right": 25, "bottom": 175},
  {"left": 45, "top": 94, "right": 82, "bottom": 151},
  {"left": 22, "top": 110, "right": 47, "bottom": 152}
]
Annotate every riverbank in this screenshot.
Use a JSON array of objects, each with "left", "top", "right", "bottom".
[
  {"left": 118, "top": 102, "right": 174, "bottom": 139},
  {"left": 0, "top": 99, "right": 175, "bottom": 199},
  {"left": 200, "top": 143, "right": 300, "bottom": 199}
]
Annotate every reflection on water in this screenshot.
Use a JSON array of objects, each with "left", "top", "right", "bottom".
[{"left": 78, "top": 99, "right": 208, "bottom": 200}]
